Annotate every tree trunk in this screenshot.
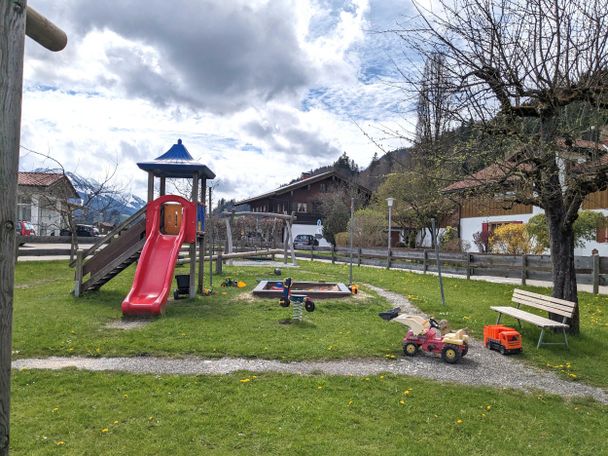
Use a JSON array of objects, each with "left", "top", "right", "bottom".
[{"left": 546, "top": 207, "right": 580, "bottom": 335}]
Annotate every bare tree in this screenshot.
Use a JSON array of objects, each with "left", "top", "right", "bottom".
[
  {"left": 22, "top": 146, "right": 126, "bottom": 259},
  {"left": 395, "top": 0, "right": 608, "bottom": 333}
]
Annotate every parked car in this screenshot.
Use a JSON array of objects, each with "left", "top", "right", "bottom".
[
  {"left": 60, "top": 224, "right": 100, "bottom": 237},
  {"left": 293, "top": 234, "right": 319, "bottom": 248},
  {"left": 16, "top": 221, "right": 36, "bottom": 246}
]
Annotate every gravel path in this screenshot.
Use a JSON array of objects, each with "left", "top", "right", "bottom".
[{"left": 11, "top": 285, "right": 608, "bottom": 404}]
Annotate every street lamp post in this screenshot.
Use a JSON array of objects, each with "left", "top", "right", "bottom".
[{"left": 386, "top": 197, "right": 394, "bottom": 269}]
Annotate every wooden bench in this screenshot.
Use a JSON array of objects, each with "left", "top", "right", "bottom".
[{"left": 491, "top": 289, "right": 576, "bottom": 349}]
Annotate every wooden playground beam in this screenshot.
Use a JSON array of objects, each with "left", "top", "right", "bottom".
[
  {"left": 1, "top": 3, "right": 66, "bottom": 454},
  {"left": 25, "top": 6, "right": 68, "bottom": 52}
]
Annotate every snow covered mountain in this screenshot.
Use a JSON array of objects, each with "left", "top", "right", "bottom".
[
  {"left": 32, "top": 168, "right": 146, "bottom": 224},
  {"left": 65, "top": 172, "right": 146, "bottom": 224}
]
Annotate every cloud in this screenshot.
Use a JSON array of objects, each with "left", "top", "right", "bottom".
[
  {"left": 20, "top": 0, "right": 416, "bottom": 203},
  {"left": 29, "top": 0, "right": 317, "bottom": 113}
]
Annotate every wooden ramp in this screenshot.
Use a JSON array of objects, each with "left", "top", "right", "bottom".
[{"left": 71, "top": 207, "right": 146, "bottom": 295}]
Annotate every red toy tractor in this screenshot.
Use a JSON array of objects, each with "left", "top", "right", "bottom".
[{"left": 379, "top": 310, "right": 470, "bottom": 364}]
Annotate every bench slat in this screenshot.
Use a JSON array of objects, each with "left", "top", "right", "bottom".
[
  {"left": 513, "top": 291, "right": 576, "bottom": 313},
  {"left": 512, "top": 296, "right": 574, "bottom": 318},
  {"left": 513, "top": 289, "right": 577, "bottom": 309},
  {"left": 491, "top": 306, "right": 569, "bottom": 328}
]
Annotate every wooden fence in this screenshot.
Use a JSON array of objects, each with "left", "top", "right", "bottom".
[{"left": 295, "top": 245, "right": 608, "bottom": 294}]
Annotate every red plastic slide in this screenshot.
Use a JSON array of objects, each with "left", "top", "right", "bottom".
[{"left": 122, "top": 195, "right": 196, "bottom": 316}]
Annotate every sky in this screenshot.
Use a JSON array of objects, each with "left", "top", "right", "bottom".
[{"left": 19, "top": 0, "right": 425, "bottom": 202}]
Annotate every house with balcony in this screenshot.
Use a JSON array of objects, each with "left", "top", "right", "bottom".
[
  {"left": 235, "top": 170, "right": 372, "bottom": 246},
  {"left": 444, "top": 138, "right": 608, "bottom": 255},
  {"left": 17, "top": 172, "right": 80, "bottom": 236}
]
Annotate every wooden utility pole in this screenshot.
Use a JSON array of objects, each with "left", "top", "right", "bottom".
[
  {"left": 1, "top": 4, "right": 66, "bottom": 454},
  {"left": 0, "top": 3, "right": 26, "bottom": 452}
]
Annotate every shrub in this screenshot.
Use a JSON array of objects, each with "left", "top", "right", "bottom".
[
  {"left": 334, "top": 232, "right": 349, "bottom": 247},
  {"left": 489, "top": 223, "right": 540, "bottom": 255},
  {"left": 527, "top": 210, "right": 605, "bottom": 249},
  {"left": 348, "top": 208, "right": 386, "bottom": 247}
]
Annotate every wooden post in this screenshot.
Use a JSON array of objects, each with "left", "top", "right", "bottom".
[
  {"left": 521, "top": 254, "right": 528, "bottom": 286},
  {"left": 1, "top": 7, "right": 66, "bottom": 451},
  {"left": 73, "top": 250, "right": 83, "bottom": 297},
  {"left": 215, "top": 252, "right": 223, "bottom": 274},
  {"left": 283, "top": 219, "right": 288, "bottom": 264},
  {"left": 423, "top": 249, "right": 428, "bottom": 273},
  {"left": 189, "top": 173, "right": 199, "bottom": 298},
  {"left": 208, "top": 186, "right": 213, "bottom": 289},
  {"left": 310, "top": 243, "right": 314, "bottom": 261},
  {"left": 357, "top": 247, "right": 362, "bottom": 267},
  {"left": 289, "top": 212, "right": 296, "bottom": 265},
  {"left": 592, "top": 253, "right": 600, "bottom": 295},
  {"left": 198, "top": 178, "right": 206, "bottom": 294},
  {"left": 147, "top": 172, "right": 154, "bottom": 202},
  {"left": 387, "top": 248, "right": 392, "bottom": 269},
  {"left": 1, "top": 3, "right": 27, "bottom": 453},
  {"left": 159, "top": 177, "right": 166, "bottom": 196},
  {"left": 331, "top": 244, "right": 336, "bottom": 264},
  {"left": 466, "top": 253, "right": 472, "bottom": 280}
]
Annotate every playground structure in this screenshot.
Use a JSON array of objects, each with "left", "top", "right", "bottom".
[
  {"left": 70, "top": 139, "right": 216, "bottom": 313},
  {"left": 121, "top": 195, "right": 196, "bottom": 316},
  {"left": 219, "top": 210, "right": 297, "bottom": 266}
]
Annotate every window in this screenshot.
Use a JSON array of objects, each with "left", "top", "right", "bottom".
[
  {"left": 482, "top": 221, "right": 523, "bottom": 235},
  {"left": 297, "top": 203, "right": 308, "bottom": 213},
  {"left": 320, "top": 183, "right": 327, "bottom": 193},
  {"left": 17, "top": 195, "right": 31, "bottom": 221}
]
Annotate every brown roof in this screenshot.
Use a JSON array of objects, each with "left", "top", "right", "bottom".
[
  {"left": 18, "top": 172, "right": 79, "bottom": 199},
  {"left": 445, "top": 138, "right": 608, "bottom": 193},
  {"left": 236, "top": 170, "right": 371, "bottom": 205},
  {"left": 444, "top": 163, "right": 521, "bottom": 192},
  {"left": 18, "top": 172, "right": 65, "bottom": 187}
]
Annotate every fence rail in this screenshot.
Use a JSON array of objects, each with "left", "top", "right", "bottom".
[{"left": 295, "top": 245, "right": 608, "bottom": 294}]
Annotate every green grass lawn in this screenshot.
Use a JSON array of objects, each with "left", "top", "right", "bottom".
[
  {"left": 10, "top": 369, "right": 607, "bottom": 455},
  {"left": 12, "top": 261, "right": 404, "bottom": 361},
  {"left": 11, "top": 259, "right": 608, "bottom": 387}
]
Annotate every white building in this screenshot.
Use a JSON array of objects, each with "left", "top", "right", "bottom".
[{"left": 17, "top": 172, "right": 80, "bottom": 236}]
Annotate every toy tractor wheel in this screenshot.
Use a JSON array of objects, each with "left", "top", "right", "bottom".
[
  {"left": 279, "top": 298, "right": 290, "bottom": 308},
  {"left": 403, "top": 342, "right": 418, "bottom": 357},
  {"left": 461, "top": 343, "right": 469, "bottom": 357},
  {"left": 441, "top": 345, "right": 461, "bottom": 364}
]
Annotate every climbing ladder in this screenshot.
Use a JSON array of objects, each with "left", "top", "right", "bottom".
[{"left": 71, "top": 206, "right": 146, "bottom": 295}]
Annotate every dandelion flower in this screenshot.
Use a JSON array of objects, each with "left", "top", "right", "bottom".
[
  {"left": 456, "top": 419, "right": 463, "bottom": 425},
  {"left": 399, "top": 400, "right": 405, "bottom": 405},
  {"left": 55, "top": 441, "right": 65, "bottom": 446},
  {"left": 101, "top": 428, "right": 109, "bottom": 433},
  {"left": 486, "top": 405, "right": 492, "bottom": 411},
  {"left": 240, "top": 378, "right": 251, "bottom": 383}
]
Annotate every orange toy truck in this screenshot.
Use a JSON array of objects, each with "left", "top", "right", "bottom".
[{"left": 483, "top": 325, "right": 522, "bottom": 355}]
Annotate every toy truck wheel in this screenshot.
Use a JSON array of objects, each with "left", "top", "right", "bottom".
[
  {"left": 403, "top": 342, "right": 418, "bottom": 357},
  {"left": 461, "top": 343, "right": 469, "bottom": 357},
  {"left": 441, "top": 345, "right": 461, "bottom": 364},
  {"left": 499, "top": 345, "right": 506, "bottom": 355}
]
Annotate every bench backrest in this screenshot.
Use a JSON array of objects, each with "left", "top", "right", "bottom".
[{"left": 512, "top": 289, "right": 576, "bottom": 319}]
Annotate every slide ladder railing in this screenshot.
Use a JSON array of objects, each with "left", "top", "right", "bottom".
[{"left": 72, "top": 206, "right": 146, "bottom": 295}]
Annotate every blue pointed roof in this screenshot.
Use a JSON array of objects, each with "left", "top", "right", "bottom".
[{"left": 137, "top": 139, "right": 216, "bottom": 179}]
